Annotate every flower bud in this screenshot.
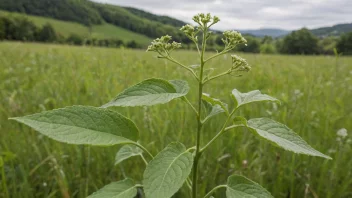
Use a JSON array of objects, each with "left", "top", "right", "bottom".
[
  {"left": 223, "top": 31, "right": 247, "bottom": 48},
  {"left": 146, "top": 35, "right": 181, "bottom": 55},
  {"left": 180, "top": 24, "right": 196, "bottom": 39},
  {"left": 213, "top": 16, "right": 220, "bottom": 24},
  {"left": 231, "top": 55, "right": 250, "bottom": 72},
  {"left": 192, "top": 13, "right": 220, "bottom": 28}
]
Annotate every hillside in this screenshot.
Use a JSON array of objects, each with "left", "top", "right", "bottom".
[
  {"left": 0, "top": 0, "right": 189, "bottom": 43},
  {"left": 123, "top": 7, "right": 186, "bottom": 27},
  {"left": 239, "top": 23, "right": 352, "bottom": 38},
  {"left": 0, "top": 10, "right": 152, "bottom": 45},
  {"left": 0, "top": 0, "right": 103, "bottom": 25},
  {"left": 311, "top": 23, "right": 352, "bottom": 37}
]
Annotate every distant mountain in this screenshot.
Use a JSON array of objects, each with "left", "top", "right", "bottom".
[
  {"left": 238, "top": 28, "right": 291, "bottom": 38},
  {"left": 310, "top": 23, "right": 352, "bottom": 37},
  {"left": 238, "top": 23, "right": 352, "bottom": 38}
]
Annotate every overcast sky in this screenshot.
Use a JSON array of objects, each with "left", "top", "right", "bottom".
[{"left": 92, "top": 0, "right": 352, "bottom": 30}]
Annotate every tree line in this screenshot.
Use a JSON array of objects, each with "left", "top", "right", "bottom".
[
  {"left": 215, "top": 28, "right": 352, "bottom": 55},
  {"left": 1, "top": 14, "right": 352, "bottom": 55}
]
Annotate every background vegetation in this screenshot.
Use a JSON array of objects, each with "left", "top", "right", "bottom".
[
  {"left": 0, "top": 42, "right": 351, "bottom": 198},
  {"left": 1, "top": 0, "right": 352, "bottom": 54}
]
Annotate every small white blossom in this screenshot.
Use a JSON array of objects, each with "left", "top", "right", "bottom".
[{"left": 337, "top": 128, "right": 348, "bottom": 138}]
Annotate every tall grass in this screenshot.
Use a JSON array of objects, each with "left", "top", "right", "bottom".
[{"left": 0, "top": 42, "right": 351, "bottom": 198}]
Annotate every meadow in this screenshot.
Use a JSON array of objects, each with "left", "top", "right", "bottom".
[{"left": 0, "top": 42, "right": 351, "bottom": 198}]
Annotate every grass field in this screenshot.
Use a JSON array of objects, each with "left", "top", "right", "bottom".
[
  {"left": 0, "top": 42, "right": 351, "bottom": 198},
  {"left": 0, "top": 10, "right": 152, "bottom": 45}
]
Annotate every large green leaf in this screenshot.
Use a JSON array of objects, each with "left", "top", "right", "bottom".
[
  {"left": 247, "top": 118, "right": 331, "bottom": 159},
  {"left": 102, "top": 78, "right": 189, "bottom": 107},
  {"left": 231, "top": 89, "right": 279, "bottom": 108},
  {"left": 88, "top": 179, "right": 137, "bottom": 198},
  {"left": 143, "top": 142, "right": 193, "bottom": 198},
  {"left": 10, "top": 106, "right": 139, "bottom": 146},
  {"left": 226, "top": 175, "right": 273, "bottom": 198},
  {"left": 115, "top": 144, "right": 143, "bottom": 165}
]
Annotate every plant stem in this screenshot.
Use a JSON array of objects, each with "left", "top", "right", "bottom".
[
  {"left": 192, "top": 27, "right": 207, "bottom": 198},
  {"left": 200, "top": 108, "right": 237, "bottom": 153},
  {"left": 204, "top": 48, "right": 230, "bottom": 63},
  {"left": 203, "top": 70, "right": 231, "bottom": 84},
  {"left": 164, "top": 56, "right": 199, "bottom": 81},
  {"left": 133, "top": 143, "right": 154, "bottom": 159},
  {"left": 203, "top": 185, "right": 227, "bottom": 198},
  {"left": 140, "top": 154, "right": 148, "bottom": 166},
  {"left": 183, "top": 96, "right": 199, "bottom": 117}
]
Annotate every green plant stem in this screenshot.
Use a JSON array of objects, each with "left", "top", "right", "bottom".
[
  {"left": 132, "top": 143, "right": 154, "bottom": 159},
  {"left": 200, "top": 108, "right": 237, "bottom": 153},
  {"left": 183, "top": 96, "right": 199, "bottom": 117},
  {"left": 204, "top": 48, "right": 230, "bottom": 63},
  {"left": 185, "top": 178, "right": 192, "bottom": 190},
  {"left": 192, "top": 27, "right": 207, "bottom": 198},
  {"left": 203, "top": 70, "right": 231, "bottom": 84},
  {"left": 203, "top": 185, "right": 227, "bottom": 198},
  {"left": 140, "top": 154, "right": 148, "bottom": 166},
  {"left": 164, "top": 56, "right": 199, "bottom": 81},
  {"left": 135, "top": 184, "right": 143, "bottom": 188}
]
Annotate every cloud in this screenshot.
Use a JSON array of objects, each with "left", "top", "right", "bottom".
[{"left": 92, "top": 0, "right": 352, "bottom": 30}]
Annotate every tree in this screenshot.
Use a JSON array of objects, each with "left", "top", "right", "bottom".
[
  {"left": 37, "top": 23, "right": 57, "bottom": 42},
  {"left": 0, "top": 17, "right": 5, "bottom": 40},
  {"left": 3, "top": 16, "right": 38, "bottom": 41},
  {"left": 280, "top": 28, "right": 319, "bottom": 55},
  {"left": 336, "top": 32, "right": 352, "bottom": 55},
  {"left": 126, "top": 40, "right": 138, "bottom": 48},
  {"left": 318, "top": 36, "right": 337, "bottom": 55},
  {"left": 261, "top": 35, "right": 273, "bottom": 44},
  {"left": 260, "top": 43, "right": 276, "bottom": 54},
  {"left": 66, "top": 33, "right": 83, "bottom": 45},
  {"left": 237, "top": 35, "right": 260, "bottom": 53}
]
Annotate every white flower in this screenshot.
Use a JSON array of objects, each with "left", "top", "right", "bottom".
[{"left": 336, "top": 128, "right": 348, "bottom": 138}]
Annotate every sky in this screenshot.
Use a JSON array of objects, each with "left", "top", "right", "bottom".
[{"left": 92, "top": 0, "right": 352, "bottom": 30}]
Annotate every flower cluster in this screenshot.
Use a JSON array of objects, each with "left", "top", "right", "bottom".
[
  {"left": 192, "top": 13, "right": 220, "bottom": 28},
  {"left": 231, "top": 55, "right": 251, "bottom": 72},
  {"left": 222, "top": 31, "right": 247, "bottom": 49},
  {"left": 146, "top": 35, "right": 181, "bottom": 56},
  {"left": 180, "top": 24, "right": 197, "bottom": 41}
]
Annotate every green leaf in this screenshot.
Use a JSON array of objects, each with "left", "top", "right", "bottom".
[
  {"left": 115, "top": 145, "right": 143, "bottom": 166},
  {"left": 231, "top": 89, "right": 279, "bottom": 108},
  {"left": 88, "top": 179, "right": 137, "bottom": 198},
  {"left": 143, "top": 142, "right": 193, "bottom": 198},
  {"left": 102, "top": 78, "right": 189, "bottom": 107},
  {"left": 247, "top": 118, "right": 331, "bottom": 159},
  {"left": 202, "top": 93, "right": 229, "bottom": 115},
  {"left": 10, "top": 106, "right": 139, "bottom": 146},
  {"left": 226, "top": 175, "right": 273, "bottom": 198},
  {"left": 202, "top": 99, "right": 225, "bottom": 123}
]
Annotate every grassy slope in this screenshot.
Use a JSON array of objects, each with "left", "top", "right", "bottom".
[
  {"left": 0, "top": 10, "right": 152, "bottom": 45},
  {"left": 0, "top": 42, "right": 351, "bottom": 198}
]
